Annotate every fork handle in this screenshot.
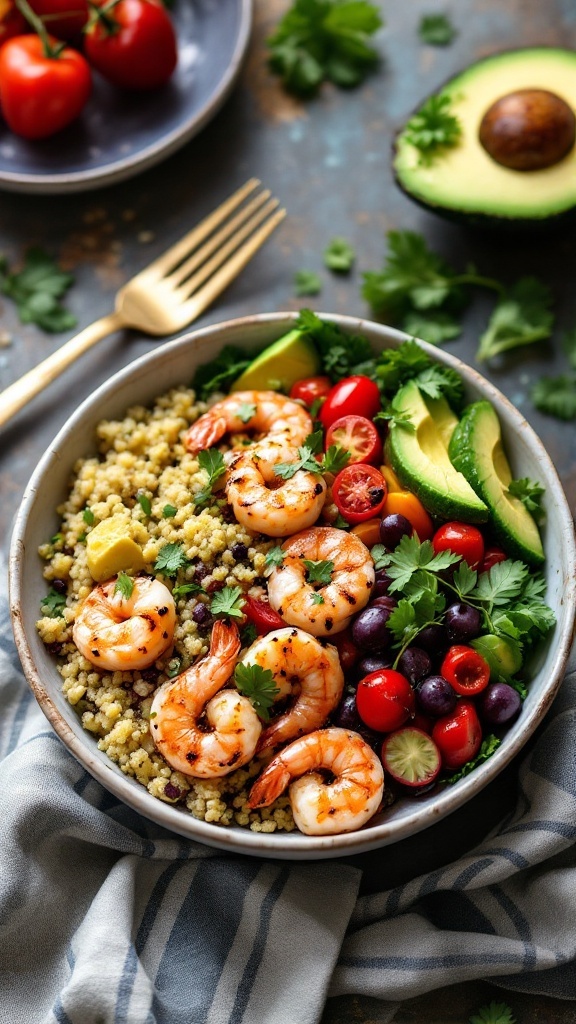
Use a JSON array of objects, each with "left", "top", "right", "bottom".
[{"left": 0, "top": 312, "right": 124, "bottom": 429}]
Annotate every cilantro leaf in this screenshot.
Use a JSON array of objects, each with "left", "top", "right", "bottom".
[
  {"left": 82, "top": 507, "right": 95, "bottom": 526},
  {"left": 114, "top": 572, "right": 134, "bottom": 600},
  {"left": 413, "top": 363, "right": 465, "bottom": 410},
  {"left": 236, "top": 401, "right": 257, "bottom": 423},
  {"left": 295, "top": 308, "right": 375, "bottom": 382},
  {"left": 387, "top": 599, "right": 418, "bottom": 646},
  {"left": 452, "top": 560, "right": 478, "bottom": 598},
  {"left": 294, "top": 269, "right": 322, "bottom": 296},
  {"left": 446, "top": 734, "right": 501, "bottom": 785},
  {"left": 191, "top": 344, "right": 251, "bottom": 400},
  {"left": 267, "top": 0, "right": 382, "bottom": 97},
  {"left": 40, "top": 587, "right": 66, "bottom": 618},
  {"left": 210, "top": 586, "right": 246, "bottom": 620},
  {"left": 321, "top": 444, "right": 351, "bottom": 473},
  {"left": 0, "top": 247, "right": 77, "bottom": 332},
  {"left": 402, "top": 308, "right": 462, "bottom": 345},
  {"left": 275, "top": 430, "right": 345, "bottom": 478},
  {"left": 531, "top": 373, "right": 576, "bottom": 421},
  {"left": 162, "top": 504, "right": 177, "bottom": 518},
  {"left": 233, "top": 663, "right": 280, "bottom": 721},
  {"left": 402, "top": 92, "right": 462, "bottom": 165},
  {"left": 166, "top": 657, "right": 182, "bottom": 678},
  {"left": 418, "top": 13, "right": 457, "bottom": 45},
  {"left": 302, "top": 558, "right": 334, "bottom": 585},
  {"left": 265, "top": 545, "right": 285, "bottom": 569},
  {"left": 171, "top": 582, "right": 206, "bottom": 599},
  {"left": 324, "top": 237, "right": 355, "bottom": 272},
  {"left": 240, "top": 622, "right": 258, "bottom": 647},
  {"left": 136, "top": 491, "right": 152, "bottom": 516},
  {"left": 194, "top": 448, "right": 226, "bottom": 507},
  {"left": 154, "top": 542, "right": 189, "bottom": 578},
  {"left": 379, "top": 534, "right": 461, "bottom": 592},
  {"left": 375, "top": 338, "right": 434, "bottom": 395},
  {"left": 469, "top": 1000, "right": 516, "bottom": 1024},
  {"left": 507, "top": 477, "right": 545, "bottom": 523},
  {"left": 311, "top": 592, "right": 325, "bottom": 604},
  {"left": 476, "top": 277, "right": 554, "bottom": 362}
]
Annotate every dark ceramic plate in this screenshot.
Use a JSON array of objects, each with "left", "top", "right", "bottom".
[{"left": 0, "top": 0, "right": 252, "bottom": 194}]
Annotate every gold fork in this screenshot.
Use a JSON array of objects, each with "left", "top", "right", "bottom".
[{"left": 0, "top": 179, "right": 286, "bottom": 429}]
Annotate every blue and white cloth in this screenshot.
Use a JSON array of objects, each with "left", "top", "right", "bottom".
[{"left": 2, "top": 558, "right": 576, "bottom": 1024}]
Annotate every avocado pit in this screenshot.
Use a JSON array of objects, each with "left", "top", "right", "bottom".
[{"left": 479, "top": 88, "right": 576, "bottom": 171}]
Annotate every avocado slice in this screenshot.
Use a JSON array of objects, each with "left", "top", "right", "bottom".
[
  {"left": 448, "top": 400, "right": 544, "bottom": 566},
  {"left": 387, "top": 381, "right": 489, "bottom": 523},
  {"left": 230, "top": 329, "right": 321, "bottom": 392},
  {"left": 393, "top": 48, "right": 576, "bottom": 227}
]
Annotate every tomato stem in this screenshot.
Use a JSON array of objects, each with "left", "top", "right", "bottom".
[
  {"left": 15, "top": 0, "right": 66, "bottom": 56},
  {"left": 86, "top": 0, "right": 121, "bottom": 35}
]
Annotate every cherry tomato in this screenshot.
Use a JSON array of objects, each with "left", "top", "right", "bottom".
[
  {"left": 332, "top": 464, "right": 387, "bottom": 525},
  {"left": 381, "top": 490, "right": 434, "bottom": 542},
  {"left": 320, "top": 375, "right": 381, "bottom": 430},
  {"left": 441, "top": 645, "right": 490, "bottom": 696},
  {"left": 0, "top": 34, "right": 91, "bottom": 139},
  {"left": 289, "top": 375, "right": 331, "bottom": 409},
  {"left": 331, "top": 626, "right": 360, "bottom": 672},
  {"left": 84, "top": 0, "right": 177, "bottom": 91},
  {"left": 356, "top": 668, "right": 415, "bottom": 733},
  {"left": 432, "top": 700, "right": 482, "bottom": 770},
  {"left": 242, "top": 595, "right": 284, "bottom": 636},
  {"left": 325, "top": 414, "right": 382, "bottom": 465},
  {"left": 432, "top": 521, "right": 485, "bottom": 569},
  {"left": 28, "top": 0, "right": 88, "bottom": 39},
  {"left": 0, "top": 2, "right": 27, "bottom": 48},
  {"left": 479, "top": 545, "right": 507, "bottom": 574}
]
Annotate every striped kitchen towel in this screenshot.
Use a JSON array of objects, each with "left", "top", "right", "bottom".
[{"left": 1, "top": 567, "right": 575, "bottom": 1024}]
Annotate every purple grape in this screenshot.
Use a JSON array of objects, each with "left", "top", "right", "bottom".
[
  {"left": 416, "top": 675, "right": 457, "bottom": 717},
  {"left": 371, "top": 595, "right": 397, "bottom": 612},
  {"left": 398, "top": 646, "right": 432, "bottom": 685},
  {"left": 379, "top": 513, "right": 413, "bottom": 549},
  {"left": 356, "top": 653, "right": 393, "bottom": 679},
  {"left": 331, "top": 693, "right": 381, "bottom": 748},
  {"left": 372, "top": 569, "right": 393, "bottom": 597},
  {"left": 478, "top": 683, "right": 522, "bottom": 726},
  {"left": 352, "top": 604, "right": 392, "bottom": 652},
  {"left": 445, "top": 602, "right": 482, "bottom": 643},
  {"left": 417, "top": 624, "right": 449, "bottom": 656}
]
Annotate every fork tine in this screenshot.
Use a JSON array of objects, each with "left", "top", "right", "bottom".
[
  {"left": 181, "top": 207, "right": 287, "bottom": 321},
  {"left": 167, "top": 188, "right": 272, "bottom": 288},
  {"left": 143, "top": 178, "right": 262, "bottom": 278}
]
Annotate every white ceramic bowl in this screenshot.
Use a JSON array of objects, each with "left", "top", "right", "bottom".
[{"left": 9, "top": 313, "right": 576, "bottom": 860}]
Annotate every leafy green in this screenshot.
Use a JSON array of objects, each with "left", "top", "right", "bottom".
[
  {"left": 171, "top": 582, "right": 206, "bottom": 599},
  {"left": 476, "top": 277, "right": 554, "bottom": 362},
  {"left": 402, "top": 307, "right": 462, "bottom": 345},
  {"left": 507, "top": 477, "right": 545, "bottom": 523},
  {"left": 446, "top": 735, "right": 501, "bottom": 785},
  {"left": 136, "top": 491, "right": 152, "bottom": 516},
  {"left": 267, "top": 0, "right": 382, "bottom": 97},
  {"left": 295, "top": 308, "right": 375, "bottom": 381},
  {"left": 469, "top": 1001, "right": 516, "bottom": 1024},
  {"left": 418, "top": 13, "right": 457, "bottom": 45},
  {"left": 236, "top": 400, "right": 257, "bottom": 423},
  {"left": 294, "top": 269, "right": 322, "bottom": 296},
  {"left": 240, "top": 622, "right": 259, "bottom": 647},
  {"left": 233, "top": 663, "right": 280, "bottom": 721},
  {"left": 374, "top": 338, "right": 433, "bottom": 394},
  {"left": 210, "top": 586, "right": 246, "bottom": 620},
  {"left": 321, "top": 444, "right": 351, "bottom": 473},
  {"left": 165, "top": 657, "right": 182, "bottom": 678},
  {"left": 311, "top": 592, "right": 325, "bottom": 604},
  {"left": 82, "top": 507, "right": 95, "bottom": 526},
  {"left": 114, "top": 572, "right": 134, "bottom": 600},
  {"left": 265, "top": 545, "right": 286, "bottom": 569},
  {"left": 274, "top": 429, "right": 349, "bottom": 479},
  {"left": 324, "top": 236, "right": 355, "bottom": 272},
  {"left": 191, "top": 345, "right": 251, "bottom": 400},
  {"left": 40, "top": 588, "right": 66, "bottom": 618},
  {"left": 531, "top": 373, "right": 576, "bottom": 420},
  {"left": 302, "top": 558, "right": 334, "bottom": 585},
  {"left": 154, "top": 542, "right": 189, "bottom": 578},
  {"left": 402, "top": 92, "right": 462, "bottom": 165},
  {"left": 376, "top": 534, "right": 461, "bottom": 592},
  {"left": 0, "top": 247, "right": 77, "bottom": 332},
  {"left": 162, "top": 504, "right": 178, "bottom": 518},
  {"left": 194, "top": 449, "right": 227, "bottom": 507}
]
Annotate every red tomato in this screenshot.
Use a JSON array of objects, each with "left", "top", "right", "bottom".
[
  {"left": 479, "top": 545, "right": 507, "bottom": 574},
  {"left": 441, "top": 645, "right": 490, "bottom": 696},
  {"left": 356, "top": 668, "right": 415, "bottom": 733},
  {"left": 28, "top": 0, "right": 88, "bottom": 39},
  {"left": 325, "top": 415, "right": 383, "bottom": 465},
  {"left": 0, "top": 2, "right": 27, "bottom": 48},
  {"left": 242, "top": 595, "right": 284, "bottom": 636},
  {"left": 432, "top": 700, "right": 482, "bottom": 770},
  {"left": 0, "top": 35, "right": 91, "bottom": 139},
  {"left": 84, "top": 0, "right": 177, "bottom": 91},
  {"left": 289, "top": 376, "right": 331, "bottom": 408},
  {"left": 432, "top": 521, "right": 485, "bottom": 570},
  {"left": 332, "top": 464, "right": 387, "bottom": 525},
  {"left": 320, "top": 375, "right": 381, "bottom": 430}
]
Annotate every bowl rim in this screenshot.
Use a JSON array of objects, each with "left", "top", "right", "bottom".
[{"left": 9, "top": 311, "right": 576, "bottom": 860}]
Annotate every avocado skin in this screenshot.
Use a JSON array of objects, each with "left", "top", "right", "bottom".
[{"left": 448, "top": 400, "right": 545, "bottom": 566}]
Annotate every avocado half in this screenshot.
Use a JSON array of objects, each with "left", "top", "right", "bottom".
[{"left": 393, "top": 48, "right": 576, "bottom": 228}]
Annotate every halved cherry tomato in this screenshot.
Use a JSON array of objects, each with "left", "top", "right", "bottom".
[
  {"left": 351, "top": 518, "right": 381, "bottom": 548},
  {"left": 356, "top": 668, "right": 415, "bottom": 733},
  {"left": 242, "top": 595, "right": 284, "bottom": 636},
  {"left": 0, "top": 34, "right": 91, "bottom": 139},
  {"left": 381, "top": 491, "right": 434, "bottom": 542},
  {"left": 325, "top": 414, "right": 382, "bottom": 465},
  {"left": 332, "top": 464, "right": 387, "bottom": 525},
  {"left": 84, "top": 0, "right": 177, "bottom": 91},
  {"left": 479, "top": 545, "right": 507, "bottom": 574},
  {"left": 320, "top": 375, "right": 381, "bottom": 430},
  {"left": 289, "top": 376, "right": 331, "bottom": 408},
  {"left": 441, "top": 645, "right": 490, "bottom": 696},
  {"left": 0, "top": 2, "right": 27, "bottom": 48},
  {"left": 432, "top": 522, "right": 485, "bottom": 570},
  {"left": 432, "top": 700, "right": 482, "bottom": 770}
]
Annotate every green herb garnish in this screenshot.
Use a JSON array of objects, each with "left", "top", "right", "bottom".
[
  {"left": 446, "top": 735, "right": 501, "bottom": 784},
  {"left": 40, "top": 588, "right": 66, "bottom": 618},
  {"left": 194, "top": 448, "right": 226, "bottom": 507},
  {"left": 324, "top": 237, "right": 355, "bottom": 272},
  {"left": 82, "top": 507, "right": 95, "bottom": 526},
  {"left": 154, "top": 542, "right": 189, "bottom": 578},
  {"left": 531, "top": 374, "right": 576, "bottom": 420},
  {"left": 191, "top": 344, "right": 251, "bottom": 400},
  {"left": 295, "top": 308, "right": 375, "bottom": 381},
  {"left": 265, "top": 546, "right": 285, "bottom": 569},
  {"left": 210, "top": 586, "right": 246, "bottom": 620},
  {"left": 476, "top": 277, "right": 554, "bottom": 362},
  {"left": 418, "top": 13, "right": 457, "bottom": 45},
  {"left": 403, "top": 92, "right": 462, "bottom": 165},
  {"left": 0, "top": 246, "right": 77, "bottom": 332},
  {"left": 171, "top": 582, "right": 206, "bottom": 599},
  {"left": 162, "top": 504, "right": 178, "bottom": 518},
  {"left": 233, "top": 663, "right": 280, "bottom": 721},
  {"left": 302, "top": 558, "right": 334, "bottom": 585},
  {"left": 507, "top": 477, "right": 545, "bottom": 522},
  {"left": 294, "top": 269, "right": 322, "bottom": 296},
  {"left": 469, "top": 1001, "right": 516, "bottom": 1024},
  {"left": 136, "top": 491, "right": 152, "bottom": 516},
  {"left": 114, "top": 572, "right": 134, "bottom": 600}
]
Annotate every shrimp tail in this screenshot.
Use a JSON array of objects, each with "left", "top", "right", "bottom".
[
  {"left": 247, "top": 761, "right": 291, "bottom": 809},
  {"left": 256, "top": 720, "right": 299, "bottom": 754},
  {"left": 210, "top": 619, "right": 241, "bottom": 662},
  {"left": 185, "top": 415, "right": 228, "bottom": 454}
]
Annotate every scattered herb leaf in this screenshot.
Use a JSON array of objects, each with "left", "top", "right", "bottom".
[
  {"left": 171, "top": 582, "right": 206, "bottom": 599},
  {"left": 154, "top": 542, "right": 189, "bottom": 577},
  {"left": 210, "top": 585, "right": 246, "bottom": 620},
  {"left": 302, "top": 558, "right": 334, "bottom": 585},
  {"left": 265, "top": 545, "right": 286, "bottom": 569},
  {"left": 469, "top": 1000, "right": 516, "bottom": 1024},
  {"left": 194, "top": 448, "right": 226, "bottom": 507},
  {"left": 295, "top": 308, "right": 375, "bottom": 381},
  {"left": 82, "top": 507, "right": 95, "bottom": 526},
  {"left": 191, "top": 344, "right": 251, "bottom": 400},
  {"left": 294, "top": 269, "right": 322, "bottom": 296},
  {"left": 0, "top": 246, "right": 77, "bottom": 332},
  {"left": 402, "top": 92, "right": 462, "bottom": 165},
  {"left": 234, "top": 662, "right": 280, "bottom": 721},
  {"left": 418, "top": 13, "right": 457, "bottom": 45},
  {"left": 507, "top": 477, "right": 545, "bottom": 522},
  {"left": 114, "top": 572, "right": 134, "bottom": 600},
  {"left": 40, "top": 588, "right": 66, "bottom": 618},
  {"left": 136, "top": 491, "right": 152, "bottom": 516},
  {"left": 236, "top": 400, "right": 257, "bottom": 423},
  {"left": 162, "top": 504, "right": 178, "bottom": 518},
  {"left": 166, "top": 657, "right": 182, "bottom": 678},
  {"left": 476, "top": 277, "right": 554, "bottom": 362},
  {"left": 446, "top": 735, "right": 501, "bottom": 784},
  {"left": 311, "top": 592, "right": 325, "bottom": 604},
  {"left": 324, "top": 236, "right": 355, "bottom": 272},
  {"left": 531, "top": 373, "right": 576, "bottom": 421}
]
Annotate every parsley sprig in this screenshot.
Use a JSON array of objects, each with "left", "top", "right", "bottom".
[
  {"left": 303, "top": 558, "right": 334, "bottom": 585},
  {"left": 274, "top": 430, "right": 350, "bottom": 479},
  {"left": 40, "top": 587, "right": 66, "bottom": 618},
  {"left": 446, "top": 734, "right": 501, "bottom": 785},
  {"left": 210, "top": 586, "right": 246, "bottom": 620},
  {"left": 191, "top": 345, "right": 250, "bottom": 400},
  {"left": 233, "top": 663, "right": 280, "bottom": 721},
  {"left": 324, "top": 237, "right": 355, "bottom": 272},
  {"left": 0, "top": 247, "right": 77, "bottom": 332},
  {"left": 476, "top": 278, "right": 554, "bottom": 362},
  {"left": 402, "top": 92, "right": 463, "bottom": 165},
  {"left": 154, "top": 542, "right": 189, "bottom": 578},
  {"left": 507, "top": 477, "right": 545, "bottom": 523},
  {"left": 530, "top": 327, "right": 576, "bottom": 420},
  {"left": 469, "top": 1002, "right": 516, "bottom": 1024},
  {"left": 194, "top": 449, "right": 226, "bottom": 507},
  {"left": 295, "top": 308, "right": 376, "bottom": 382},
  {"left": 418, "top": 13, "right": 457, "bottom": 45},
  {"left": 114, "top": 572, "right": 134, "bottom": 600}
]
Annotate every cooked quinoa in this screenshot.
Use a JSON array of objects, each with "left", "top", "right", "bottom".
[{"left": 36, "top": 385, "right": 296, "bottom": 833}]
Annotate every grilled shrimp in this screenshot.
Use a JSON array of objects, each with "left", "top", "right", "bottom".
[
  {"left": 267, "top": 526, "right": 375, "bottom": 636},
  {"left": 73, "top": 576, "right": 176, "bottom": 672},
  {"left": 185, "top": 390, "right": 313, "bottom": 454},
  {"left": 149, "top": 620, "right": 262, "bottom": 778},
  {"left": 247, "top": 727, "right": 384, "bottom": 835},
  {"left": 241, "top": 627, "right": 344, "bottom": 752},
  {"left": 226, "top": 441, "right": 326, "bottom": 537}
]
